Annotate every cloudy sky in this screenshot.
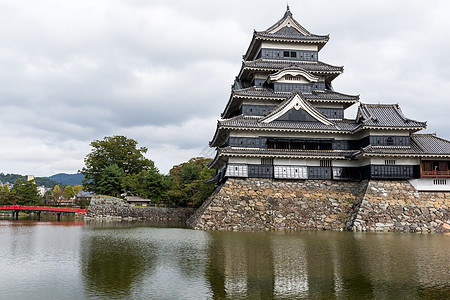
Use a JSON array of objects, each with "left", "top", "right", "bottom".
[{"left": 1, "top": 0, "right": 449, "bottom": 176}]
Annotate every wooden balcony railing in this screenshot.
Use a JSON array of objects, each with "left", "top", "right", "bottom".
[{"left": 422, "top": 170, "right": 450, "bottom": 177}]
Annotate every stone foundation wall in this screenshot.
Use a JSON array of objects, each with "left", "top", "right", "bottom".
[
  {"left": 86, "top": 196, "right": 194, "bottom": 221},
  {"left": 187, "top": 178, "right": 450, "bottom": 233},
  {"left": 187, "top": 178, "right": 366, "bottom": 231},
  {"left": 351, "top": 180, "right": 450, "bottom": 233}
]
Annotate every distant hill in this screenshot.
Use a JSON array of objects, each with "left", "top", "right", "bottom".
[
  {"left": 47, "top": 173, "right": 84, "bottom": 186},
  {"left": 0, "top": 173, "right": 60, "bottom": 188}
]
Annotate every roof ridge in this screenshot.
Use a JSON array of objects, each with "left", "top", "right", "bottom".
[
  {"left": 263, "top": 6, "right": 311, "bottom": 36},
  {"left": 415, "top": 133, "right": 450, "bottom": 143},
  {"left": 412, "top": 133, "right": 436, "bottom": 137}
]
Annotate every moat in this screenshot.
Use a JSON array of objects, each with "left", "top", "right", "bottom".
[{"left": 0, "top": 219, "right": 448, "bottom": 299}]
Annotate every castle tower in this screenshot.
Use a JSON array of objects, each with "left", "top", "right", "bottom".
[
  {"left": 208, "top": 7, "right": 450, "bottom": 186},
  {"left": 187, "top": 7, "right": 450, "bottom": 232}
]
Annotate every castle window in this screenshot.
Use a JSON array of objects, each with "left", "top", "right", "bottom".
[
  {"left": 261, "top": 158, "right": 273, "bottom": 165},
  {"left": 290, "top": 51, "right": 297, "bottom": 58},
  {"left": 385, "top": 160, "right": 396, "bottom": 165},
  {"left": 387, "top": 137, "right": 394, "bottom": 146},
  {"left": 433, "top": 179, "right": 447, "bottom": 185},
  {"left": 283, "top": 51, "right": 290, "bottom": 57},
  {"left": 320, "top": 160, "right": 332, "bottom": 167}
]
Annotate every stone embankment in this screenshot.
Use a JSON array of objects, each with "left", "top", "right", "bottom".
[
  {"left": 350, "top": 180, "right": 450, "bottom": 233},
  {"left": 86, "top": 196, "right": 194, "bottom": 221},
  {"left": 187, "top": 178, "right": 367, "bottom": 231},
  {"left": 187, "top": 178, "right": 450, "bottom": 233}
]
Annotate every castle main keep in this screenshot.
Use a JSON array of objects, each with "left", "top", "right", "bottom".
[{"left": 188, "top": 7, "right": 450, "bottom": 232}]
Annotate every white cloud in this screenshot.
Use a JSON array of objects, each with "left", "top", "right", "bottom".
[{"left": 0, "top": 0, "right": 449, "bottom": 176}]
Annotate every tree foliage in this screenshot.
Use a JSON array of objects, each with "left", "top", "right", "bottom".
[
  {"left": 10, "top": 178, "right": 41, "bottom": 205},
  {"left": 52, "top": 185, "right": 64, "bottom": 201},
  {"left": 96, "top": 164, "right": 125, "bottom": 196},
  {"left": 63, "top": 186, "right": 75, "bottom": 199},
  {"left": 121, "top": 167, "right": 169, "bottom": 202},
  {"left": 0, "top": 184, "right": 18, "bottom": 205},
  {"left": 73, "top": 185, "right": 83, "bottom": 196},
  {"left": 81, "top": 136, "right": 154, "bottom": 195},
  {"left": 167, "top": 157, "right": 215, "bottom": 207}
]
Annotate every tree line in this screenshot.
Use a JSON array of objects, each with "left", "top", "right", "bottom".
[
  {"left": 80, "top": 135, "right": 216, "bottom": 207},
  {"left": 0, "top": 173, "right": 62, "bottom": 188},
  {"left": 1, "top": 136, "right": 216, "bottom": 208},
  {"left": 0, "top": 179, "right": 84, "bottom": 206}
]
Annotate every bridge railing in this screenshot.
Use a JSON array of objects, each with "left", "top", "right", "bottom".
[{"left": 0, "top": 205, "right": 87, "bottom": 213}]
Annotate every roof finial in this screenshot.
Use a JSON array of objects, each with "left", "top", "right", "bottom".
[{"left": 285, "top": 3, "right": 292, "bottom": 17}]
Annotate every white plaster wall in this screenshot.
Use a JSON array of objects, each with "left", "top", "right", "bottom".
[
  {"left": 409, "top": 178, "right": 450, "bottom": 191},
  {"left": 371, "top": 157, "right": 420, "bottom": 165},
  {"left": 228, "top": 157, "right": 261, "bottom": 164},
  {"left": 274, "top": 158, "right": 307, "bottom": 166},
  {"left": 260, "top": 42, "right": 318, "bottom": 51},
  {"left": 367, "top": 129, "right": 411, "bottom": 137},
  {"left": 332, "top": 160, "right": 361, "bottom": 167},
  {"left": 361, "top": 158, "right": 372, "bottom": 166}
]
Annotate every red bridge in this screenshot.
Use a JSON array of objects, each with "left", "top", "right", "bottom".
[{"left": 0, "top": 205, "right": 87, "bottom": 221}]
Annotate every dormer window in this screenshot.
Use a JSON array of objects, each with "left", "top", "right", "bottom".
[
  {"left": 285, "top": 75, "right": 296, "bottom": 81},
  {"left": 387, "top": 137, "right": 394, "bottom": 146}
]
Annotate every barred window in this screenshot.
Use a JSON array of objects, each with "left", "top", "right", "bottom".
[
  {"left": 320, "top": 160, "right": 332, "bottom": 167},
  {"left": 387, "top": 137, "right": 394, "bottom": 146},
  {"left": 261, "top": 158, "right": 274, "bottom": 165},
  {"left": 385, "top": 160, "right": 396, "bottom": 165}
]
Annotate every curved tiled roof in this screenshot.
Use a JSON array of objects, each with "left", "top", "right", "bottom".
[
  {"left": 232, "top": 87, "right": 287, "bottom": 99},
  {"left": 218, "top": 146, "right": 355, "bottom": 158},
  {"left": 255, "top": 6, "right": 329, "bottom": 43},
  {"left": 307, "top": 90, "right": 359, "bottom": 101},
  {"left": 243, "top": 59, "right": 343, "bottom": 73},
  {"left": 357, "top": 103, "right": 426, "bottom": 129},
  {"left": 219, "top": 115, "right": 359, "bottom": 132},
  {"left": 411, "top": 134, "right": 450, "bottom": 154},
  {"left": 221, "top": 88, "right": 359, "bottom": 119},
  {"left": 255, "top": 28, "right": 329, "bottom": 41},
  {"left": 355, "top": 134, "right": 450, "bottom": 157}
]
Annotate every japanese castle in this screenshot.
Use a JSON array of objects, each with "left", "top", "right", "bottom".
[{"left": 209, "top": 7, "right": 450, "bottom": 191}]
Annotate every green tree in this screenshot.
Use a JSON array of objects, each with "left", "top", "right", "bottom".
[
  {"left": 73, "top": 184, "right": 83, "bottom": 196},
  {"left": 52, "top": 185, "right": 64, "bottom": 205},
  {"left": 167, "top": 157, "right": 215, "bottom": 207},
  {"left": 10, "top": 178, "right": 40, "bottom": 205},
  {"left": 122, "top": 167, "right": 169, "bottom": 203},
  {"left": 64, "top": 186, "right": 75, "bottom": 199},
  {"left": 0, "top": 185, "right": 11, "bottom": 204},
  {"left": 81, "top": 135, "right": 154, "bottom": 194},
  {"left": 96, "top": 164, "right": 125, "bottom": 196}
]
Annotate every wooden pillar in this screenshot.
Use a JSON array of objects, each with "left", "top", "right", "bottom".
[{"left": 14, "top": 210, "right": 19, "bottom": 220}]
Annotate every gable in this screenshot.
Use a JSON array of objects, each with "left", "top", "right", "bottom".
[
  {"left": 275, "top": 107, "right": 318, "bottom": 122},
  {"left": 268, "top": 69, "right": 320, "bottom": 83},
  {"left": 260, "top": 94, "right": 333, "bottom": 125}
]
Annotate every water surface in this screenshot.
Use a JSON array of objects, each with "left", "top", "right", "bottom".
[{"left": 0, "top": 220, "right": 448, "bottom": 299}]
